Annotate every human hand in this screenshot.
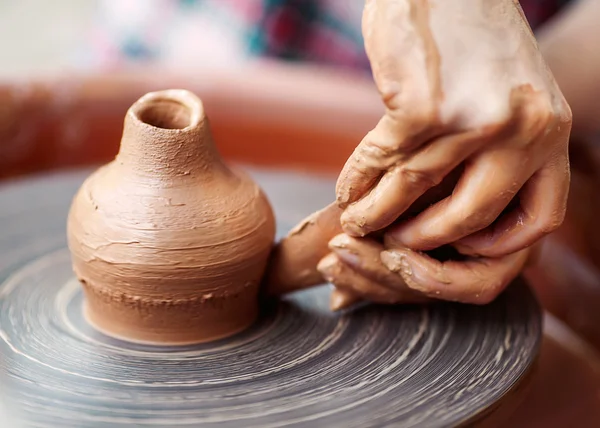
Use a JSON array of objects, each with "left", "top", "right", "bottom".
[
  {"left": 337, "top": 0, "right": 572, "bottom": 260},
  {"left": 264, "top": 174, "right": 539, "bottom": 309},
  {"left": 318, "top": 163, "right": 542, "bottom": 308},
  {"left": 319, "top": 233, "right": 535, "bottom": 307}
]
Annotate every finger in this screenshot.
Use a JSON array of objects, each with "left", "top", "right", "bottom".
[
  {"left": 337, "top": 0, "right": 444, "bottom": 208},
  {"left": 263, "top": 203, "right": 343, "bottom": 296},
  {"left": 335, "top": 115, "right": 423, "bottom": 209},
  {"left": 330, "top": 289, "right": 362, "bottom": 312},
  {"left": 381, "top": 248, "right": 530, "bottom": 304},
  {"left": 317, "top": 253, "right": 401, "bottom": 304},
  {"left": 385, "top": 148, "right": 534, "bottom": 251},
  {"left": 454, "top": 155, "right": 570, "bottom": 257},
  {"left": 340, "top": 129, "right": 488, "bottom": 236},
  {"left": 361, "top": 0, "right": 442, "bottom": 134},
  {"left": 328, "top": 233, "right": 412, "bottom": 293}
]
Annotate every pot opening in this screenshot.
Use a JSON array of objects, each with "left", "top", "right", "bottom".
[{"left": 137, "top": 98, "right": 192, "bottom": 130}]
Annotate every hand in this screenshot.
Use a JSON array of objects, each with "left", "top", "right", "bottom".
[
  {"left": 316, "top": 167, "right": 542, "bottom": 308},
  {"left": 264, "top": 175, "right": 542, "bottom": 309},
  {"left": 318, "top": 233, "right": 536, "bottom": 307},
  {"left": 317, "top": 234, "right": 428, "bottom": 307},
  {"left": 337, "top": 0, "right": 572, "bottom": 260}
]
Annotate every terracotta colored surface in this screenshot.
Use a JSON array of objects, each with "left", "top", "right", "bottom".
[
  {"left": 505, "top": 315, "right": 600, "bottom": 428},
  {"left": 67, "top": 89, "right": 276, "bottom": 345},
  {"left": 0, "top": 64, "right": 381, "bottom": 180},
  {"left": 525, "top": 141, "right": 600, "bottom": 349}
]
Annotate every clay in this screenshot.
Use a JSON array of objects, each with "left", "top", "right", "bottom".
[
  {"left": 0, "top": 65, "right": 380, "bottom": 181},
  {"left": 264, "top": 203, "right": 343, "bottom": 297},
  {"left": 306, "top": 0, "right": 571, "bottom": 307},
  {"left": 265, "top": 169, "right": 461, "bottom": 310},
  {"left": 263, "top": 203, "right": 361, "bottom": 310},
  {"left": 67, "top": 89, "right": 276, "bottom": 345},
  {"left": 337, "top": 0, "right": 571, "bottom": 258}
]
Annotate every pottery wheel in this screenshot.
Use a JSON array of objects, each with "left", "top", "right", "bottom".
[{"left": 0, "top": 168, "right": 542, "bottom": 428}]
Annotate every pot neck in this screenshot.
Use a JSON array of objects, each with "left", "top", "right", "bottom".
[{"left": 116, "top": 90, "right": 227, "bottom": 180}]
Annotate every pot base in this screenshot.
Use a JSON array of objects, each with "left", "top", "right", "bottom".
[{"left": 81, "top": 283, "right": 259, "bottom": 345}]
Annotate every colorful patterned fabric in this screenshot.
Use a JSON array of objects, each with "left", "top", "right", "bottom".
[
  {"left": 521, "top": 0, "right": 573, "bottom": 29},
  {"left": 87, "top": 0, "right": 573, "bottom": 71}
]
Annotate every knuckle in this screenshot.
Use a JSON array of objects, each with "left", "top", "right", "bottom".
[
  {"left": 386, "top": 95, "right": 438, "bottom": 127},
  {"left": 454, "top": 207, "right": 497, "bottom": 236},
  {"left": 530, "top": 104, "right": 553, "bottom": 130},
  {"left": 360, "top": 135, "right": 395, "bottom": 162},
  {"left": 536, "top": 210, "right": 565, "bottom": 236},
  {"left": 561, "top": 100, "right": 573, "bottom": 125},
  {"left": 399, "top": 166, "right": 440, "bottom": 189},
  {"left": 379, "top": 82, "right": 403, "bottom": 112},
  {"left": 520, "top": 97, "right": 555, "bottom": 140},
  {"left": 473, "top": 280, "right": 505, "bottom": 305}
]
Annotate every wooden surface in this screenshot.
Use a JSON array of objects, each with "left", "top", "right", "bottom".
[{"left": 0, "top": 169, "right": 542, "bottom": 428}]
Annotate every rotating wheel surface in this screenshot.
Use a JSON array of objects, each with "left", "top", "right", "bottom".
[{"left": 0, "top": 169, "right": 542, "bottom": 428}]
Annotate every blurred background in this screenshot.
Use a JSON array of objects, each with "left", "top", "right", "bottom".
[
  {"left": 0, "top": 0, "right": 368, "bottom": 78},
  {"left": 0, "top": 0, "right": 570, "bottom": 78},
  {"left": 0, "top": 1, "right": 95, "bottom": 77}
]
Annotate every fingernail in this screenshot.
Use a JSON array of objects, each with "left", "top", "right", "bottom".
[
  {"left": 329, "top": 235, "right": 361, "bottom": 267},
  {"left": 340, "top": 211, "right": 369, "bottom": 237},
  {"left": 330, "top": 289, "right": 360, "bottom": 311},
  {"left": 336, "top": 188, "right": 351, "bottom": 207},
  {"left": 317, "top": 254, "right": 337, "bottom": 274},
  {"left": 317, "top": 254, "right": 343, "bottom": 284},
  {"left": 334, "top": 248, "right": 361, "bottom": 269},
  {"left": 329, "top": 234, "right": 352, "bottom": 249},
  {"left": 381, "top": 250, "right": 412, "bottom": 277}
]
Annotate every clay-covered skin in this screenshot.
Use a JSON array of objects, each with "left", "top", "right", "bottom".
[
  {"left": 265, "top": 171, "right": 458, "bottom": 309},
  {"left": 305, "top": 0, "right": 571, "bottom": 307},
  {"left": 263, "top": 203, "right": 343, "bottom": 296},
  {"left": 339, "top": 0, "right": 571, "bottom": 249},
  {"left": 67, "top": 89, "right": 276, "bottom": 345}
]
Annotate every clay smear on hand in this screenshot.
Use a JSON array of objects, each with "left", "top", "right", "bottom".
[{"left": 332, "top": 0, "right": 569, "bottom": 306}]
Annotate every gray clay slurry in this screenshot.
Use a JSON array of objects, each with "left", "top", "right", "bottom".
[{"left": 0, "top": 168, "right": 542, "bottom": 428}]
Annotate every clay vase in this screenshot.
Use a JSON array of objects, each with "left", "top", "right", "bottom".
[{"left": 67, "top": 89, "right": 276, "bottom": 345}]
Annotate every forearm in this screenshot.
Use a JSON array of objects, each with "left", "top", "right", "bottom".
[{"left": 536, "top": 0, "right": 600, "bottom": 141}]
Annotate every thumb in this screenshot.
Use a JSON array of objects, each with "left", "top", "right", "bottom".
[{"left": 262, "top": 202, "right": 343, "bottom": 296}]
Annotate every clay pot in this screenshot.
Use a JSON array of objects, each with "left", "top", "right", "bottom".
[{"left": 66, "top": 89, "right": 276, "bottom": 345}]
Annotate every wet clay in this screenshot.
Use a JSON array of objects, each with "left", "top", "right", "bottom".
[
  {"left": 67, "top": 89, "right": 276, "bottom": 345},
  {"left": 337, "top": 0, "right": 570, "bottom": 238},
  {"left": 265, "top": 169, "right": 461, "bottom": 310}
]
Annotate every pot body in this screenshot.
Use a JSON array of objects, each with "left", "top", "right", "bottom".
[{"left": 67, "top": 89, "right": 276, "bottom": 344}]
